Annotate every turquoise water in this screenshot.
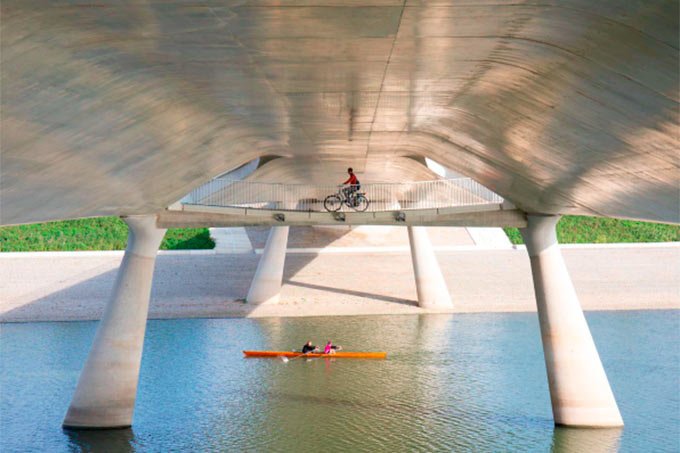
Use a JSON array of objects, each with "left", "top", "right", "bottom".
[{"left": 1, "top": 311, "right": 678, "bottom": 452}]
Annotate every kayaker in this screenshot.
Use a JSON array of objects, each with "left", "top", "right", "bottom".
[
  {"left": 323, "top": 340, "right": 342, "bottom": 354},
  {"left": 301, "top": 341, "right": 318, "bottom": 354}
]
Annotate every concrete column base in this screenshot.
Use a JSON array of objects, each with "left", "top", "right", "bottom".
[
  {"left": 247, "top": 226, "right": 289, "bottom": 304},
  {"left": 63, "top": 215, "right": 166, "bottom": 429},
  {"left": 407, "top": 226, "right": 452, "bottom": 308},
  {"left": 521, "top": 214, "right": 623, "bottom": 427}
]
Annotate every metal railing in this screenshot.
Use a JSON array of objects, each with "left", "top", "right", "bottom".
[{"left": 182, "top": 178, "right": 503, "bottom": 213}]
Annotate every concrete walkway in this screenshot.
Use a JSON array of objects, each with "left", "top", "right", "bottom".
[{"left": 1, "top": 244, "right": 678, "bottom": 322}]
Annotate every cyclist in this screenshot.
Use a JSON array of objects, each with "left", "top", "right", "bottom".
[{"left": 341, "top": 167, "right": 360, "bottom": 205}]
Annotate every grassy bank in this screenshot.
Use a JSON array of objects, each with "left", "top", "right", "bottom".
[
  {"left": 504, "top": 216, "right": 680, "bottom": 244},
  {"left": 0, "top": 217, "right": 214, "bottom": 252},
  {"left": 1, "top": 215, "right": 678, "bottom": 251}
]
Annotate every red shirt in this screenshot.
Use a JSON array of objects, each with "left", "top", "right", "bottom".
[{"left": 343, "top": 173, "right": 358, "bottom": 185}]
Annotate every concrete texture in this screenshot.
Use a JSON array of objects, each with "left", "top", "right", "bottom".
[
  {"left": 246, "top": 225, "right": 476, "bottom": 250},
  {"left": 63, "top": 216, "right": 166, "bottom": 428},
  {"left": 521, "top": 215, "right": 622, "bottom": 427},
  {"left": 466, "top": 227, "right": 513, "bottom": 248},
  {"left": 1, "top": 245, "right": 678, "bottom": 322},
  {"left": 407, "top": 226, "right": 452, "bottom": 308},
  {"left": 246, "top": 226, "right": 289, "bottom": 304},
  {"left": 4, "top": 4, "right": 675, "bottom": 432},
  {"left": 167, "top": 203, "right": 527, "bottom": 228},
  {"left": 2, "top": 2, "right": 678, "bottom": 225},
  {"left": 209, "top": 227, "right": 253, "bottom": 254}
]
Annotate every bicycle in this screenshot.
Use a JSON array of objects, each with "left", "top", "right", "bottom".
[{"left": 323, "top": 185, "right": 370, "bottom": 212}]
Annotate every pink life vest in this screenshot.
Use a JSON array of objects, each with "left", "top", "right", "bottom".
[{"left": 324, "top": 343, "right": 332, "bottom": 354}]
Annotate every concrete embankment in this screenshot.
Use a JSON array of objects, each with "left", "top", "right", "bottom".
[{"left": 1, "top": 243, "right": 678, "bottom": 322}]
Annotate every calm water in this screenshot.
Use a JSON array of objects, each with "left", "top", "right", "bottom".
[{"left": 1, "top": 311, "right": 678, "bottom": 452}]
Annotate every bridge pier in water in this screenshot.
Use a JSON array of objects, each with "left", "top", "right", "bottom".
[
  {"left": 520, "top": 214, "right": 623, "bottom": 427},
  {"left": 407, "top": 226, "right": 452, "bottom": 308},
  {"left": 63, "top": 215, "right": 166, "bottom": 429},
  {"left": 247, "top": 226, "right": 289, "bottom": 304}
]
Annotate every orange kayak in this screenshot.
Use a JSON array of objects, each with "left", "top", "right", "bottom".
[{"left": 243, "top": 350, "right": 387, "bottom": 359}]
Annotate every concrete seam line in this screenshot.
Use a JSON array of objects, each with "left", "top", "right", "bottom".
[
  {"left": 512, "top": 242, "right": 680, "bottom": 250},
  {"left": 0, "top": 242, "right": 677, "bottom": 258}
]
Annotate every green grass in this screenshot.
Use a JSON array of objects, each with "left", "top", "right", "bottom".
[
  {"left": 0, "top": 217, "right": 214, "bottom": 252},
  {"left": 504, "top": 215, "right": 680, "bottom": 244},
  {"left": 1, "top": 215, "right": 677, "bottom": 251}
]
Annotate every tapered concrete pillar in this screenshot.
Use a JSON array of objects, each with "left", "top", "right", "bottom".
[
  {"left": 247, "top": 226, "right": 289, "bottom": 304},
  {"left": 63, "top": 215, "right": 166, "bottom": 429},
  {"left": 520, "top": 214, "right": 623, "bottom": 427},
  {"left": 407, "top": 226, "right": 452, "bottom": 308}
]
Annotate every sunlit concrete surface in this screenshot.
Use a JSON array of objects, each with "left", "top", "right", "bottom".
[
  {"left": 63, "top": 215, "right": 165, "bottom": 429},
  {"left": 246, "top": 226, "right": 290, "bottom": 304},
  {"left": 407, "top": 226, "right": 452, "bottom": 308},
  {"left": 2, "top": 1, "right": 678, "bottom": 225},
  {"left": 521, "top": 215, "right": 622, "bottom": 427},
  {"left": 1, "top": 244, "right": 678, "bottom": 322}
]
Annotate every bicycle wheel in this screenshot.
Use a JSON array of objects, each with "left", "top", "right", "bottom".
[
  {"left": 353, "top": 194, "right": 369, "bottom": 212},
  {"left": 324, "top": 194, "right": 342, "bottom": 212}
]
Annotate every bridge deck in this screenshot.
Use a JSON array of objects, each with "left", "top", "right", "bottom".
[
  {"left": 167, "top": 178, "right": 524, "bottom": 227},
  {"left": 161, "top": 203, "right": 525, "bottom": 228}
]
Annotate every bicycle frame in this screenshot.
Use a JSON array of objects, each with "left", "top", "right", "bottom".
[
  {"left": 337, "top": 184, "right": 360, "bottom": 206},
  {"left": 324, "top": 185, "right": 368, "bottom": 212}
]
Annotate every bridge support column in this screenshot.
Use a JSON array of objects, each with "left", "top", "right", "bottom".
[
  {"left": 63, "top": 215, "right": 166, "bottom": 429},
  {"left": 247, "top": 226, "right": 289, "bottom": 304},
  {"left": 520, "top": 214, "right": 622, "bottom": 427},
  {"left": 407, "top": 226, "right": 452, "bottom": 308}
]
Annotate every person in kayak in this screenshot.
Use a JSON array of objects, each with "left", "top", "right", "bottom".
[
  {"left": 301, "top": 341, "right": 318, "bottom": 354},
  {"left": 323, "top": 340, "right": 342, "bottom": 354}
]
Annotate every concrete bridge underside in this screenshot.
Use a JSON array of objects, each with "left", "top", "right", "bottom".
[
  {"left": 2, "top": 0, "right": 677, "bottom": 434},
  {"left": 2, "top": 0, "right": 678, "bottom": 225}
]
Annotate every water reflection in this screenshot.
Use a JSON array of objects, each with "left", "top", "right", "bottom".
[
  {"left": 551, "top": 427, "right": 622, "bottom": 453},
  {"left": 416, "top": 313, "right": 454, "bottom": 348},
  {"left": 65, "top": 427, "right": 137, "bottom": 453},
  {"left": 1, "top": 312, "right": 677, "bottom": 452}
]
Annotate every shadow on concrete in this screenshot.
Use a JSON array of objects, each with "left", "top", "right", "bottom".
[
  {"left": 284, "top": 280, "right": 418, "bottom": 307},
  {"left": 2, "top": 226, "right": 422, "bottom": 322}
]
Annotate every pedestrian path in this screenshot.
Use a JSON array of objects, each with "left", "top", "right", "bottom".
[
  {"left": 209, "top": 227, "right": 253, "bottom": 254},
  {"left": 209, "top": 225, "right": 512, "bottom": 254}
]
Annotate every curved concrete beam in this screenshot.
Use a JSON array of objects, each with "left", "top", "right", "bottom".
[
  {"left": 245, "top": 156, "right": 442, "bottom": 184},
  {"left": 1, "top": 2, "right": 677, "bottom": 225}
]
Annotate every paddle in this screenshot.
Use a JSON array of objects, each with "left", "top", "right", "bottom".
[{"left": 279, "top": 351, "right": 313, "bottom": 363}]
